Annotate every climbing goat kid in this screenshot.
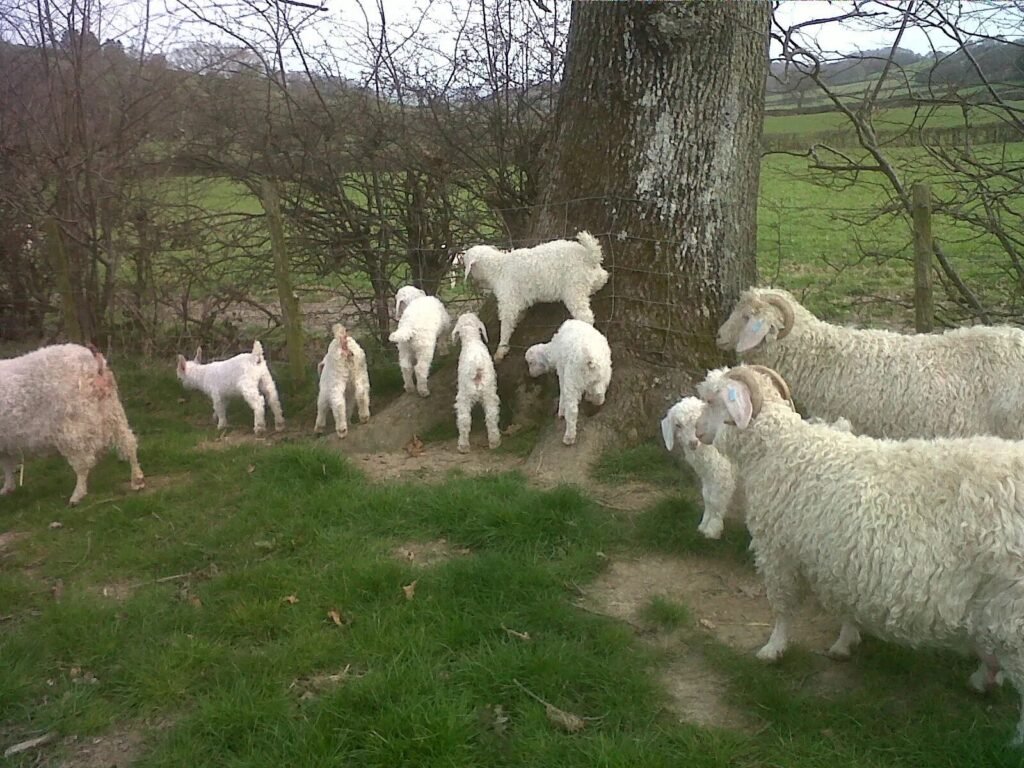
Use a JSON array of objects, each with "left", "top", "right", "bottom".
[
  {"left": 458, "top": 231, "right": 608, "bottom": 362},
  {"left": 315, "top": 324, "right": 371, "bottom": 438},
  {"left": 389, "top": 286, "right": 452, "bottom": 397},
  {"left": 451, "top": 313, "right": 501, "bottom": 453},
  {"left": 525, "top": 319, "right": 611, "bottom": 446}
]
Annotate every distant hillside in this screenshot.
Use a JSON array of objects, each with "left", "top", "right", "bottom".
[{"left": 767, "top": 40, "right": 1024, "bottom": 112}]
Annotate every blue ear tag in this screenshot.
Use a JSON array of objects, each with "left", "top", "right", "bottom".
[
  {"left": 727, "top": 387, "right": 737, "bottom": 402},
  {"left": 752, "top": 318, "right": 764, "bottom": 332}
]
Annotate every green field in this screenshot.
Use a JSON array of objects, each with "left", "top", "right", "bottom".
[{"left": 1, "top": 363, "right": 1024, "bottom": 766}]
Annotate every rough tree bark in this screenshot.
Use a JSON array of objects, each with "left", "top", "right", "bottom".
[
  {"left": 348, "top": 1, "right": 770, "bottom": 466},
  {"left": 499, "top": 0, "right": 770, "bottom": 478}
]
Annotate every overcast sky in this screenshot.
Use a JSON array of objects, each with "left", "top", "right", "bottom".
[{"left": 5, "top": 0, "right": 1017, "bottom": 70}]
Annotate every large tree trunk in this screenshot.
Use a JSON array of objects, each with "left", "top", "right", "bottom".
[{"left": 501, "top": 0, "right": 770, "bottom": 479}]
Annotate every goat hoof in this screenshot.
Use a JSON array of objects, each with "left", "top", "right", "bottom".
[
  {"left": 131, "top": 477, "right": 146, "bottom": 491},
  {"left": 562, "top": 435, "right": 576, "bottom": 446},
  {"left": 336, "top": 430, "right": 348, "bottom": 440},
  {"left": 417, "top": 390, "right": 431, "bottom": 398},
  {"left": 457, "top": 444, "right": 470, "bottom": 454}
]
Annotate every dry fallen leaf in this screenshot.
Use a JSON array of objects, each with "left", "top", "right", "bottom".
[
  {"left": 246, "top": 464, "right": 256, "bottom": 474},
  {"left": 502, "top": 625, "right": 531, "bottom": 642},
  {"left": 545, "top": 703, "right": 587, "bottom": 734},
  {"left": 404, "top": 435, "right": 425, "bottom": 457},
  {"left": 699, "top": 618, "right": 716, "bottom": 631},
  {"left": 483, "top": 704, "right": 510, "bottom": 735},
  {"left": 50, "top": 579, "right": 64, "bottom": 602},
  {"left": 282, "top": 594, "right": 299, "bottom": 605},
  {"left": 402, "top": 580, "right": 418, "bottom": 601},
  {"left": 188, "top": 595, "right": 203, "bottom": 608},
  {"left": 327, "top": 609, "right": 344, "bottom": 626},
  {"left": 48, "top": 521, "right": 63, "bottom": 530},
  {"left": 501, "top": 423, "right": 523, "bottom": 437}
]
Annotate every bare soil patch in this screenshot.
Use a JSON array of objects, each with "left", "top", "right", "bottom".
[
  {"left": 0, "top": 530, "right": 29, "bottom": 550},
  {"left": 350, "top": 441, "right": 524, "bottom": 483},
  {"left": 53, "top": 717, "right": 174, "bottom": 768},
  {"left": 391, "top": 538, "right": 472, "bottom": 568},
  {"left": 582, "top": 553, "right": 859, "bottom": 728}
]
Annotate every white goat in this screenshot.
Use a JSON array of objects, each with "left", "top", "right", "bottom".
[
  {"left": 659, "top": 365, "right": 850, "bottom": 540},
  {"left": 451, "top": 313, "right": 501, "bottom": 453},
  {"left": 1, "top": 344, "right": 145, "bottom": 505},
  {"left": 176, "top": 340, "right": 284, "bottom": 434},
  {"left": 315, "top": 324, "right": 371, "bottom": 438},
  {"left": 718, "top": 287, "right": 1024, "bottom": 439},
  {"left": 525, "top": 319, "right": 611, "bottom": 446},
  {"left": 388, "top": 285, "right": 452, "bottom": 398},
  {"left": 661, "top": 396, "right": 738, "bottom": 539},
  {"left": 694, "top": 364, "right": 1024, "bottom": 745},
  {"left": 458, "top": 231, "right": 608, "bottom": 362}
]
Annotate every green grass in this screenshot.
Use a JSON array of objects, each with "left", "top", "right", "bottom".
[
  {"left": 758, "top": 144, "right": 1024, "bottom": 324},
  {"left": 3, "top": 363, "right": 1024, "bottom": 766},
  {"left": 638, "top": 596, "right": 690, "bottom": 630}
]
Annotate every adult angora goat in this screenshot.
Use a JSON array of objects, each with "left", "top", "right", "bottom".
[
  {"left": 695, "top": 364, "right": 1024, "bottom": 745},
  {"left": 718, "top": 287, "right": 1024, "bottom": 439}
]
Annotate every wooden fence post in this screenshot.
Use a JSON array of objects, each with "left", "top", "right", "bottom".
[
  {"left": 912, "top": 182, "right": 934, "bottom": 333},
  {"left": 260, "top": 179, "right": 306, "bottom": 384}
]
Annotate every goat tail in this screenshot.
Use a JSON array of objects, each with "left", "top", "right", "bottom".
[
  {"left": 576, "top": 230, "right": 603, "bottom": 265},
  {"left": 86, "top": 342, "right": 108, "bottom": 376},
  {"left": 251, "top": 339, "right": 265, "bottom": 365},
  {"left": 389, "top": 327, "right": 413, "bottom": 344},
  {"left": 332, "top": 323, "right": 346, "bottom": 342}
]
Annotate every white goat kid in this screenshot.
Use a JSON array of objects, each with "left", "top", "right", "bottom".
[
  {"left": 695, "top": 364, "right": 1024, "bottom": 746},
  {"left": 176, "top": 340, "right": 284, "bottom": 434},
  {"left": 389, "top": 286, "right": 452, "bottom": 397},
  {"left": 451, "top": 313, "right": 501, "bottom": 453},
  {"left": 315, "top": 324, "right": 371, "bottom": 438},
  {"left": 1, "top": 344, "right": 145, "bottom": 505},
  {"left": 458, "top": 231, "right": 608, "bottom": 362},
  {"left": 525, "top": 319, "right": 612, "bottom": 446},
  {"left": 661, "top": 396, "right": 738, "bottom": 539}
]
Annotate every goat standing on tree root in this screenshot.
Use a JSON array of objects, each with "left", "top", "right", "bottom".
[
  {"left": 525, "top": 319, "right": 611, "bottom": 446},
  {"left": 0, "top": 343, "right": 145, "bottom": 505},
  {"left": 456, "top": 231, "right": 608, "bottom": 362}
]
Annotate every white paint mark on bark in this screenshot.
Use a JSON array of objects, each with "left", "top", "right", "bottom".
[{"left": 634, "top": 87, "right": 680, "bottom": 221}]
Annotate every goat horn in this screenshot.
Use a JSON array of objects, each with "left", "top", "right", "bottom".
[
  {"left": 724, "top": 367, "right": 763, "bottom": 421},
  {"left": 764, "top": 293, "right": 795, "bottom": 340},
  {"left": 747, "top": 364, "right": 793, "bottom": 407}
]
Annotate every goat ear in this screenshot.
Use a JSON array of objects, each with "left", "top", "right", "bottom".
[
  {"left": 463, "top": 255, "right": 473, "bottom": 283},
  {"left": 317, "top": 359, "right": 325, "bottom": 376},
  {"left": 735, "top": 316, "right": 770, "bottom": 353},
  {"left": 193, "top": 346, "right": 203, "bottom": 363},
  {"left": 724, "top": 383, "right": 754, "bottom": 429},
  {"left": 450, "top": 325, "right": 460, "bottom": 344},
  {"left": 660, "top": 415, "right": 675, "bottom": 451},
  {"left": 176, "top": 354, "right": 187, "bottom": 373},
  {"left": 477, "top": 318, "right": 488, "bottom": 343},
  {"left": 396, "top": 298, "right": 407, "bottom": 318}
]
